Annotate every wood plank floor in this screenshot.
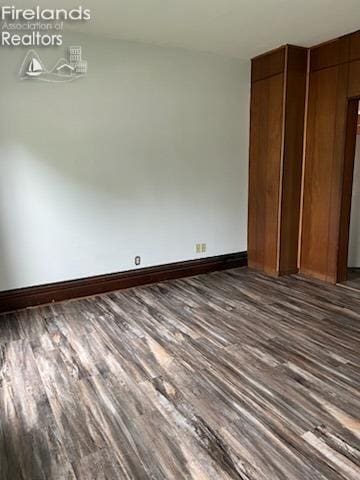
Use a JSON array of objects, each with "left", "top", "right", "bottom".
[{"left": 0, "top": 268, "right": 359, "bottom": 480}]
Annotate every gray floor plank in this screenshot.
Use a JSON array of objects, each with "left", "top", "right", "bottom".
[{"left": 0, "top": 268, "right": 359, "bottom": 479}]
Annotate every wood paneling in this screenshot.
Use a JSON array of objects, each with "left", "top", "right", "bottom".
[
  {"left": 0, "top": 252, "right": 247, "bottom": 313},
  {"left": 310, "top": 36, "right": 350, "bottom": 72},
  {"left": 300, "top": 64, "right": 349, "bottom": 282},
  {"left": 248, "top": 45, "right": 307, "bottom": 276},
  {"left": 279, "top": 46, "right": 308, "bottom": 274},
  {"left": 348, "top": 59, "right": 360, "bottom": 97},
  {"left": 300, "top": 30, "right": 360, "bottom": 283},
  {"left": 250, "top": 30, "right": 360, "bottom": 284},
  {"left": 251, "top": 46, "right": 285, "bottom": 82},
  {"left": 349, "top": 30, "right": 360, "bottom": 61},
  {"left": 248, "top": 73, "right": 284, "bottom": 274}
]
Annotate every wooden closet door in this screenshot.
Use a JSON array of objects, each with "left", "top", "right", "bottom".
[
  {"left": 299, "top": 63, "right": 349, "bottom": 282},
  {"left": 248, "top": 73, "right": 284, "bottom": 275}
]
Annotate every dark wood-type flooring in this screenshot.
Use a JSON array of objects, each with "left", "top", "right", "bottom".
[{"left": 0, "top": 268, "right": 359, "bottom": 479}]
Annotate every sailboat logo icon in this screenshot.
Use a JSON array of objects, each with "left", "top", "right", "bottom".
[
  {"left": 26, "top": 57, "right": 43, "bottom": 77},
  {"left": 19, "top": 47, "right": 87, "bottom": 83}
]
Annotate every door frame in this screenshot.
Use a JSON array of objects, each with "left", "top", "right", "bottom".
[{"left": 337, "top": 97, "right": 359, "bottom": 283}]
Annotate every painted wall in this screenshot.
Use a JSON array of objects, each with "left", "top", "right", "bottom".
[
  {"left": 349, "top": 136, "right": 360, "bottom": 268},
  {"left": 0, "top": 32, "right": 250, "bottom": 291}
]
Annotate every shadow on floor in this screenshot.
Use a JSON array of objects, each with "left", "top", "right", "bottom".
[{"left": 341, "top": 268, "right": 360, "bottom": 290}]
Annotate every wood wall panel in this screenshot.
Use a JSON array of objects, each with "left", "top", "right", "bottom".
[
  {"left": 349, "top": 31, "right": 360, "bottom": 61},
  {"left": 326, "top": 64, "right": 350, "bottom": 281},
  {"left": 301, "top": 68, "right": 335, "bottom": 280},
  {"left": 310, "top": 37, "right": 350, "bottom": 72},
  {"left": 264, "top": 74, "right": 284, "bottom": 274},
  {"left": 248, "top": 74, "right": 284, "bottom": 274},
  {"left": 250, "top": 30, "right": 360, "bottom": 284},
  {"left": 348, "top": 59, "right": 360, "bottom": 97},
  {"left": 300, "top": 64, "right": 349, "bottom": 282},
  {"left": 248, "top": 45, "right": 307, "bottom": 276},
  {"left": 279, "top": 46, "right": 308, "bottom": 274},
  {"left": 299, "top": 30, "right": 360, "bottom": 283},
  {"left": 251, "top": 47, "right": 285, "bottom": 82}
]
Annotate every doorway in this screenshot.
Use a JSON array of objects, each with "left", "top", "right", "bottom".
[
  {"left": 338, "top": 98, "right": 360, "bottom": 289},
  {"left": 344, "top": 105, "right": 360, "bottom": 288}
]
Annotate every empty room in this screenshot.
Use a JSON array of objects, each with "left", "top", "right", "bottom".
[{"left": 0, "top": 1, "right": 359, "bottom": 479}]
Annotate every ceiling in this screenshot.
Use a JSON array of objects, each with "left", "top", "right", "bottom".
[{"left": 11, "top": 0, "right": 360, "bottom": 59}]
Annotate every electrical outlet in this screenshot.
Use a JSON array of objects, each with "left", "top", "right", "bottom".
[
  {"left": 135, "top": 256, "right": 141, "bottom": 266},
  {"left": 196, "top": 243, "right": 201, "bottom": 253},
  {"left": 201, "top": 243, "right": 206, "bottom": 253}
]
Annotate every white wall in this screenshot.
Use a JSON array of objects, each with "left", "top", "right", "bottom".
[
  {"left": 349, "top": 136, "right": 360, "bottom": 267},
  {"left": 0, "top": 32, "right": 250, "bottom": 291}
]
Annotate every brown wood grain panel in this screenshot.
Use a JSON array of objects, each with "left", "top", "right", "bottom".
[
  {"left": 349, "top": 30, "right": 360, "bottom": 61},
  {"left": 326, "top": 64, "right": 350, "bottom": 281},
  {"left": 310, "top": 36, "right": 350, "bottom": 72},
  {"left": 249, "top": 45, "right": 307, "bottom": 277},
  {"left": 348, "top": 59, "right": 360, "bottom": 97},
  {"left": 251, "top": 46, "right": 285, "bottom": 82},
  {"left": 301, "top": 67, "right": 339, "bottom": 280},
  {"left": 264, "top": 74, "right": 284, "bottom": 274},
  {"left": 300, "top": 63, "right": 349, "bottom": 282},
  {"left": 279, "top": 46, "right": 308, "bottom": 274},
  {"left": 248, "top": 73, "right": 284, "bottom": 275},
  {"left": 252, "top": 32, "right": 360, "bottom": 284}
]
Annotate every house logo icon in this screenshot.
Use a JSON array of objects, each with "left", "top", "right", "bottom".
[{"left": 19, "top": 46, "right": 88, "bottom": 83}]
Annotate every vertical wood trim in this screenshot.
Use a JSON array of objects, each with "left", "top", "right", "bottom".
[
  {"left": 298, "top": 49, "right": 311, "bottom": 269},
  {"left": 276, "top": 45, "right": 289, "bottom": 273},
  {"left": 263, "top": 73, "right": 284, "bottom": 275}
]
